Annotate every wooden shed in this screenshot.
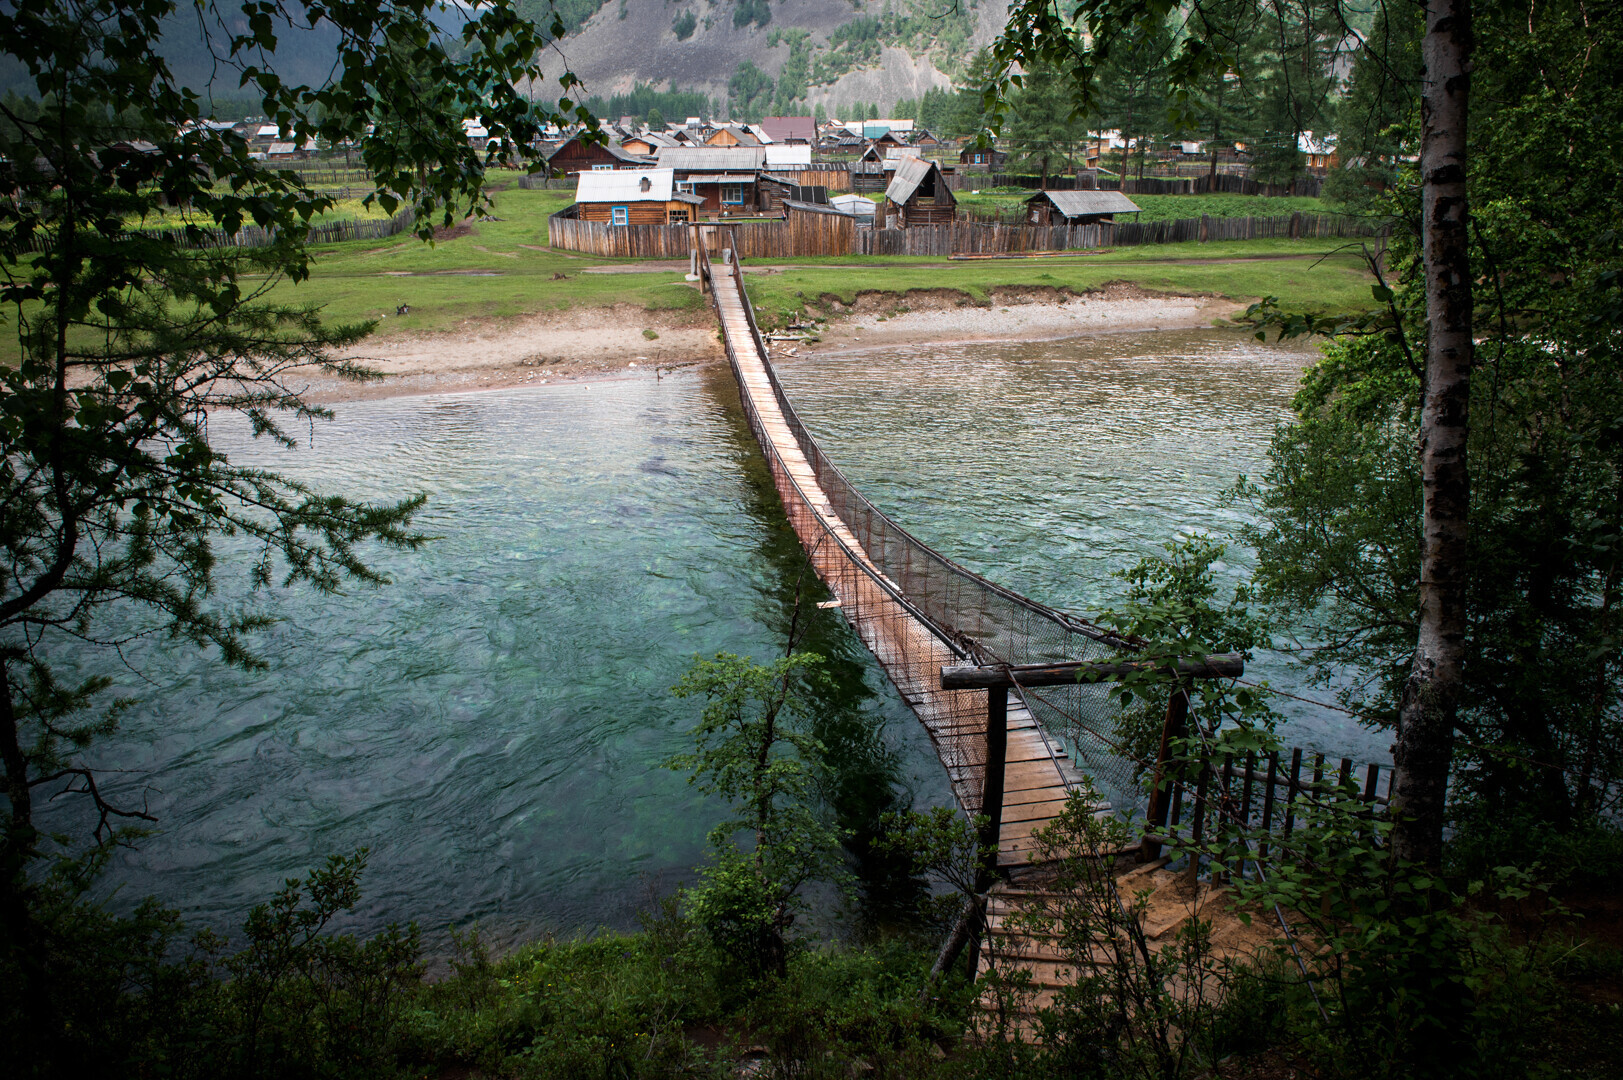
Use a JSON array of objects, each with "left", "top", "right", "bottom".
[
  {"left": 572, "top": 168, "right": 705, "bottom": 225},
  {"left": 884, "top": 156, "right": 955, "bottom": 226},
  {"left": 1024, "top": 189, "right": 1141, "bottom": 226},
  {"left": 547, "top": 134, "right": 653, "bottom": 175}
]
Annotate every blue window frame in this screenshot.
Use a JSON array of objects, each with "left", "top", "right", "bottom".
[
  {"left": 611, "top": 206, "right": 628, "bottom": 225},
  {"left": 721, "top": 184, "right": 744, "bottom": 205}
]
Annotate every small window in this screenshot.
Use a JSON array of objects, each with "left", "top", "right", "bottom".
[
  {"left": 974, "top": 153, "right": 984, "bottom": 164},
  {"left": 611, "top": 206, "right": 628, "bottom": 225},
  {"left": 668, "top": 208, "right": 689, "bottom": 224},
  {"left": 592, "top": 164, "right": 614, "bottom": 171},
  {"left": 721, "top": 184, "right": 744, "bottom": 205}
]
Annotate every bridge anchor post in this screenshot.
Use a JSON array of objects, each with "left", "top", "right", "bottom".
[
  {"left": 977, "top": 687, "right": 1007, "bottom": 888},
  {"left": 1141, "top": 684, "right": 1191, "bottom": 862}
]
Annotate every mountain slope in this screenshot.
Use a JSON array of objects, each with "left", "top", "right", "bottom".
[{"left": 533, "top": 0, "right": 1010, "bottom": 117}]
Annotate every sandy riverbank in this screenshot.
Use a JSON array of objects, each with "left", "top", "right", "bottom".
[{"left": 299, "top": 282, "right": 1247, "bottom": 403}]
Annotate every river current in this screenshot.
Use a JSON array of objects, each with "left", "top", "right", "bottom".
[{"left": 54, "top": 328, "right": 1384, "bottom": 941}]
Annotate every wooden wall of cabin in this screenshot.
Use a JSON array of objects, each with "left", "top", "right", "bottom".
[{"left": 577, "top": 201, "right": 677, "bottom": 225}]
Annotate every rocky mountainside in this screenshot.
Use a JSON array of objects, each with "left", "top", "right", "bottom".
[{"left": 532, "top": 0, "right": 1009, "bottom": 118}]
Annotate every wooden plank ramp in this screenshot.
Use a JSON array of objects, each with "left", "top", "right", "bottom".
[{"left": 706, "top": 248, "right": 1102, "bottom": 1035}]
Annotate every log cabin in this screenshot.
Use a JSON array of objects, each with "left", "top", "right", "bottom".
[
  {"left": 572, "top": 168, "right": 705, "bottom": 225},
  {"left": 884, "top": 156, "right": 955, "bottom": 226},
  {"left": 1023, "top": 189, "right": 1141, "bottom": 226},
  {"left": 547, "top": 134, "right": 653, "bottom": 175}
]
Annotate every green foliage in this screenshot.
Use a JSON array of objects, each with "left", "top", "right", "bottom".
[
  {"left": 732, "top": 0, "right": 772, "bottom": 32},
  {"left": 0, "top": 849, "right": 421, "bottom": 1079},
  {"left": 874, "top": 806, "right": 992, "bottom": 929},
  {"left": 582, "top": 83, "right": 711, "bottom": 128},
  {"left": 668, "top": 651, "right": 849, "bottom": 974},
  {"left": 1101, "top": 537, "right": 1280, "bottom": 780},
  {"left": 671, "top": 9, "right": 697, "bottom": 41},
  {"left": 727, "top": 61, "right": 776, "bottom": 123}
]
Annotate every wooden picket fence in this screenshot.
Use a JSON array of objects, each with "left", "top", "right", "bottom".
[
  {"left": 12, "top": 210, "right": 415, "bottom": 254},
  {"left": 547, "top": 206, "right": 1385, "bottom": 260}
]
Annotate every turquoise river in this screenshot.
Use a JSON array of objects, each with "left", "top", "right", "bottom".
[{"left": 53, "top": 328, "right": 1387, "bottom": 943}]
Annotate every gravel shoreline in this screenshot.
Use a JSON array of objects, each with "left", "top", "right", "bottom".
[{"left": 297, "top": 285, "right": 1248, "bottom": 403}]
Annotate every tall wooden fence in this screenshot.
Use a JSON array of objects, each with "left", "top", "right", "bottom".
[
  {"left": 548, "top": 207, "right": 1384, "bottom": 259},
  {"left": 547, "top": 207, "right": 856, "bottom": 258}
]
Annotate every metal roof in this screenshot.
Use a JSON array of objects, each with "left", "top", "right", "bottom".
[
  {"left": 764, "top": 144, "right": 813, "bottom": 168},
  {"left": 1031, "top": 190, "right": 1142, "bottom": 217},
  {"left": 655, "top": 146, "right": 766, "bottom": 172},
  {"left": 682, "top": 173, "right": 756, "bottom": 184},
  {"left": 830, "top": 194, "right": 876, "bottom": 216},
  {"left": 574, "top": 168, "right": 678, "bottom": 202},
  {"left": 783, "top": 199, "right": 855, "bottom": 218},
  {"left": 884, "top": 156, "right": 948, "bottom": 204},
  {"left": 760, "top": 116, "right": 816, "bottom": 143}
]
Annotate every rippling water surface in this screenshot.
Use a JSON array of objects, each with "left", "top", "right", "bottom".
[
  {"left": 64, "top": 368, "right": 946, "bottom": 942},
  {"left": 776, "top": 328, "right": 1388, "bottom": 762},
  {"left": 58, "top": 328, "right": 1386, "bottom": 941}
]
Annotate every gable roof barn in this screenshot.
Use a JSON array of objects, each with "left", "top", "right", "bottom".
[{"left": 1032, "top": 189, "right": 1141, "bottom": 218}]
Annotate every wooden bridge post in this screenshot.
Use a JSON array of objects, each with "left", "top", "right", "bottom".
[
  {"left": 977, "top": 687, "right": 1008, "bottom": 887},
  {"left": 1141, "top": 683, "right": 1191, "bottom": 861}
]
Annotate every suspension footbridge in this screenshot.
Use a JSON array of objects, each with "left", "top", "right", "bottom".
[{"left": 693, "top": 225, "right": 1387, "bottom": 1027}]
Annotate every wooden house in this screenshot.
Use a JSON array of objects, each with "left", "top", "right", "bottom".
[
  {"left": 959, "top": 143, "right": 1008, "bottom": 170},
  {"left": 1024, "top": 189, "right": 1140, "bottom": 226},
  {"left": 547, "top": 134, "right": 653, "bottom": 175},
  {"left": 572, "top": 168, "right": 704, "bottom": 225},
  {"left": 884, "top": 156, "right": 955, "bottom": 226},
  {"left": 1298, "top": 131, "right": 1339, "bottom": 170},
  {"left": 621, "top": 131, "right": 678, "bottom": 156},
  {"left": 910, "top": 128, "right": 942, "bottom": 148},
  {"left": 706, "top": 125, "right": 761, "bottom": 148}
]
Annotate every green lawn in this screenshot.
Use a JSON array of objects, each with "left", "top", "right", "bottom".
[{"left": 248, "top": 186, "right": 1376, "bottom": 338}]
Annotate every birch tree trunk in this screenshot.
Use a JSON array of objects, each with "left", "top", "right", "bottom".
[{"left": 1392, "top": 0, "right": 1473, "bottom": 866}]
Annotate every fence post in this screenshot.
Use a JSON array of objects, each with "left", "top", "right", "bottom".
[
  {"left": 1141, "top": 682, "right": 1190, "bottom": 861},
  {"left": 977, "top": 687, "right": 1008, "bottom": 887}
]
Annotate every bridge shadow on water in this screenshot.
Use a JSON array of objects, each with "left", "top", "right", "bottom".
[{"left": 701, "top": 363, "right": 944, "bottom": 941}]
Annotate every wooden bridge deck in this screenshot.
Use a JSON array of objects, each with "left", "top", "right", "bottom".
[{"left": 706, "top": 248, "right": 1103, "bottom": 1027}]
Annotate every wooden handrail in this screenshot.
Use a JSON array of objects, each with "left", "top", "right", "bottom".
[{"left": 941, "top": 652, "right": 1244, "bottom": 690}]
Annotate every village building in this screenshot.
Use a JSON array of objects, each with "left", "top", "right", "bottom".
[
  {"left": 759, "top": 116, "right": 816, "bottom": 144},
  {"left": 883, "top": 156, "right": 955, "bottom": 226},
  {"left": 763, "top": 143, "right": 813, "bottom": 171},
  {"left": 757, "top": 174, "right": 835, "bottom": 215},
  {"left": 1298, "top": 131, "right": 1339, "bottom": 170},
  {"left": 620, "top": 130, "right": 678, "bottom": 156},
  {"left": 909, "top": 128, "right": 942, "bottom": 148},
  {"left": 705, "top": 125, "right": 761, "bottom": 148},
  {"left": 654, "top": 146, "right": 767, "bottom": 177},
  {"left": 1024, "top": 189, "right": 1141, "bottom": 226},
  {"left": 959, "top": 142, "right": 1009, "bottom": 170},
  {"left": 547, "top": 134, "right": 653, "bottom": 175},
  {"left": 571, "top": 168, "right": 704, "bottom": 225},
  {"left": 830, "top": 193, "right": 876, "bottom": 221}
]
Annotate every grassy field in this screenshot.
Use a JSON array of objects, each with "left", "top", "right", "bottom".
[{"left": 242, "top": 185, "right": 1377, "bottom": 337}]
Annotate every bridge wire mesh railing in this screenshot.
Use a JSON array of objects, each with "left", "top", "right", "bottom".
[
  {"left": 701, "top": 237, "right": 987, "bottom": 811},
  {"left": 704, "top": 227, "right": 1147, "bottom": 812}
]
